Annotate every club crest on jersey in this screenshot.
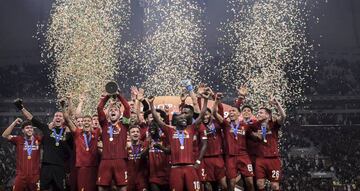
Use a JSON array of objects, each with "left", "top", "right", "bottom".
[
  {"left": 108, "top": 125, "right": 121, "bottom": 135},
  {"left": 23, "top": 144, "right": 39, "bottom": 150},
  {"left": 229, "top": 127, "right": 246, "bottom": 135},
  {"left": 173, "top": 131, "right": 190, "bottom": 139}
]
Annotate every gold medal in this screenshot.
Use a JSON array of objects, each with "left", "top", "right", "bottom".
[
  {"left": 109, "top": 137, "right": 113, "bottom": 142},
  {"left": 27, "top": 156, "right": 31, "bottom": 160},
  {"left": 264, "top": 139, "right": 267, "bottom": 143},
  {"left": 180, "top": 145, "right": 184, "bottom": 150},
  {"left": 55, "top": 142, "right": 59, "bottom": 146},
  {"left": 86, "top": 148, "right": 89, "bottom": 151}
]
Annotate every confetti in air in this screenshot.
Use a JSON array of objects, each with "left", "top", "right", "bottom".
[
  {"left": 135, "top": 0, "right": 211, "bottom": 96},
  {"left": 220, "top": 0, "right": 314, "bottom": 110},
  {"left": 39, "top": 0, "right": 130, "bottom": 114}
]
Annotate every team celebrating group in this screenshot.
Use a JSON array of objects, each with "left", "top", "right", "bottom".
[{"left": 2, "top": 82, "right": 286, "bottom": 191}]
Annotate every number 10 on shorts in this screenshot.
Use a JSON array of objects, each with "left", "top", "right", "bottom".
[{"left": 193, "top": 181, "right": 200, "bottom": 190}]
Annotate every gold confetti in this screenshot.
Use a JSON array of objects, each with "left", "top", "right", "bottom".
[
  {"left": 40, "top": 0, "right": 131, "bottom": 114},
  {"left": 132, "top": 0, "right": 211, "bottom": 96},
  {"left": 219, "top": 0, "right": 314, "bottom": 111}
]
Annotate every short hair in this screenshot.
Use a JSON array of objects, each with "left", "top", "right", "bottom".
[
  {"left": 21, "top": 120, "right": 32, "bottom": 129},
  {"left": 128, "top": 125, "right": 140, "bottom": 131},
  {"left": 241, "top": 105, "right": 253, "bottom": 112},
  {"left": 259, "top": 107, "right": 272, "bottom": 115},
  {"left": 92, "top": 114, "right": 98, "bottom": 118},
  {"left": 83, "top": 115, "right": 92, "bottom": 119},
  {"left": 182, "top": 104, "right": 194, "bottom": 113}
]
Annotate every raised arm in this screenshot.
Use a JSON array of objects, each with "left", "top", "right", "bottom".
[
  {"left": 63, "top": 107, "right": 77, "bottom": 132},
  {"left": 148, "top": 96, "right": 167, "bottom": 130},
  {"left": 235, "top": 85, "right": 248, "bottom": 109},
  {"left": 13, "top": 99, "right": 33, "bottom": 120},
  {"left": 117, "top": 92, "right": 131, "bottom": 119},
  {"left": 74, "top": 93, "right": 85, "bottom": 118},
  {"left": 178, "top": 91, "right": 188, "bottom": 111},
  {"left": 269, "top": 96, "right": 286, "bottom": 125},
  {"left": 193, "top": 88, "right": 211, "bottom": 126},
  {"left": 212, "top": 93, "right": 224, "bottom": 124},
  {"left": 137, "top": 88, "right": 149, "bottom": 112},
  {"left": 135, "top": 98, "right": 145, "bottom": 124},
  {"left": 97, "top": 94, "right": 110, "bottom": 123},
  {"left": 196, "top": 138, "right": 207, "bottom": 168},
  {"left": 2, "top": 118, "right": 22, "bottom": 139},
  {"left": 65, "top": 93, "right": 75, "bottom": 117},
  {"left": 135, "top": 88, "right": 146, "bottom": 123},
  {"left": 189, "top": 90, "right": 200, "bottom": 114}
]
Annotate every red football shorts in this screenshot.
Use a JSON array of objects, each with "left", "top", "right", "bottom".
[
  {"left": 255, "top": 157, "right": 282, "bottom": 182},
  {"left": 169, "top": 165, "right": 201, "bottom": 191},
  {"left": 13, "top": 174, "right": 39, "bottom": 191},
  {"left": 203, "top": 156, "right": 226, "bottom": 182},
  {"left": 97, "top": 159, "right": 128, "bottom": 186},
  {"left": 225, "top": 155, "right": 254, "bottom": 179},
  {"left": 77, "top": 167, "right": 98, "bottom": 191}
]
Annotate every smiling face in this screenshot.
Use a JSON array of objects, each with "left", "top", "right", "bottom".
[
  {"left": 92, "top": 116, "right": 99, "bottom": 128},
  {"left": 82, "top": 116, "right": 92, "bottom": 132},
  {"left": 203, "top": 109, "right": 211, "bottom": 124},
  {"left": 130, "top": 112, "right": 138, "bottom": 125},
  {"left": 22, "top": 125, "right": 34, "bottom": 137},
  {"left": 129, "top": 126, "right": 140, "bottom": 142},
  {"left": 53, "top": 112, "right": 65, "bottom": 127},
  {"left": 107, "top": 106, "right": 120, "bottom": 123},
  {"left": 75, "top": 117, "right": 83, "bottom": 128},
  {"left": 257, "top": 108, "right": 270, "bottom": 122},
  {"left": 241, "top": 107, "right": 253, "bottom": 120},
  {"left": 175, "top": 114, "right": 188, "bottom": 129},
  {"left": 228, "top": 108, "right": 239, "bottom": 122}
]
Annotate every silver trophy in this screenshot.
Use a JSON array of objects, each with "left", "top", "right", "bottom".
[{"left": 105, "top": 81, "right": 119, "bottom": 98}]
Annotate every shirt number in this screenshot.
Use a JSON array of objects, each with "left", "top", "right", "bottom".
[{"left": 272, "top": 170, "right": 280, "bottom": 180}]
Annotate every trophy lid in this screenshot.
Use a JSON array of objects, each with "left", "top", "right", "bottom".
[{"left": 105, "top": 81, "right": 118, "bottom": 94}]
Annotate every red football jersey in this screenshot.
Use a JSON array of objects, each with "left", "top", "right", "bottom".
[
  {"left": 10, "top": 135, "right": 41, "bottom": 176},
  {"left": 163, "top": 124, "right": 207, "bottom": 165},
  {"left": 252, "top": 121, "right": 281, "bottom": 157},
  {"left": 192, "top": 123, "right": 207, "bottom": 158},
  {"left": 145, "top": 130, "right": 170, "bottom": 179},
  {"left": 73, "top": 128, "right": 101, "bottom": 167},
  {"left": 221, "top": 120, "right": 250, "bottom": 156},
  {"left": 97, "top": 94, "right": 130, "bottom": 160},
  {"left": 204, "top": 121, "right": 224, "bottom": 156},
  {"left": 242, "top": 119, "right": 259, "bottom": 157},
  {"left": 100, "top": 121, "right": 128, "bottom": 159},
  {"left": 127, "top": 141, "right": 148, "bottom": 184}
]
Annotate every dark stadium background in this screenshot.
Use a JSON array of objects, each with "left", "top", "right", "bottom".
[{"left": 1, "top": 0, "right": 359, "bottom": 190}]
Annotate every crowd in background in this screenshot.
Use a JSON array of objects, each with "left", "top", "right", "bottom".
[{"left": 0, "top": 58, "right": 360, "bottom": 190}]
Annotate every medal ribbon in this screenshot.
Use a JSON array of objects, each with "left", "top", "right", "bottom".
[
  {"left": 261, "top": 124, "right": 267, "bottom": 141},
  {"left": 25, "top": 136, "right": 34, "bottom": 157},
  {"left": 108, "top": 123, "right": 114, "bottom": 140},
  {"left": 131, "top": 144, "right": 140, "bottom": 159},
  {"left": 208, "top": 122, "right": 216, "bottom": 135},
  {"left": 231, "top": 122, "right": 240, "bottom": 138},
  {"left": 52, "top": 128, "right": 64, "bottom": 145},
  {"left": 176, "top": 130, "right": 185, "bottom": 149},
  {"left": 83, "top": 132, "right": 92, "bottom": 150}
]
